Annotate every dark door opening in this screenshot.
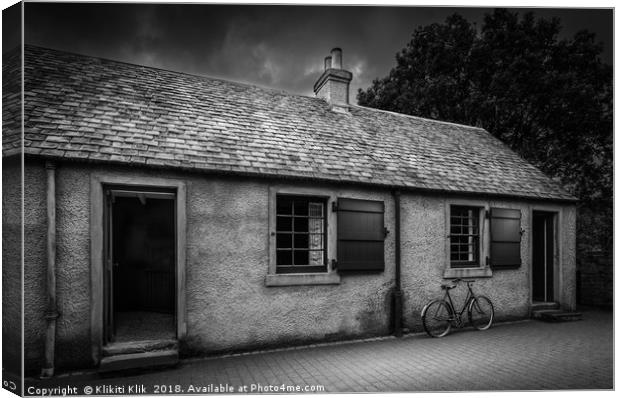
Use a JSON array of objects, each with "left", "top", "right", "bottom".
[
  {"left": 532, "top": 211, "right": 555, "bottom": 302},
  {"left": 104, "top": 188, "right": 176, "bottom": 343}
]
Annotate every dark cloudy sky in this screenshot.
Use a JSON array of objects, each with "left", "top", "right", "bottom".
[{"left": 20, "top": 2, "right": 613, "bottom": 103}]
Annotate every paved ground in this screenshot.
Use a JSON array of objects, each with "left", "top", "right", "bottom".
[{"left": 26, "top": 307, "right": 613, "bottom": 394}]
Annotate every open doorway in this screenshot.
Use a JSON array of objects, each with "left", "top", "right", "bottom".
[
  {"left": 104, "top": 188, "right": 176, "bottom": 343},
  {"left": 532, "top": 211, "right": 556, "bottom": 303}
]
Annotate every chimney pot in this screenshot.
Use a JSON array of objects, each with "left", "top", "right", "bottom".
[
  {"left": 313, "top": 47, "right": 352, "bottom": 107},
  {"left": 330, "top": 48, "right": 342, "bottom": 69},
  {"left": 324, "top": 56, "right": 332, "bottom": 71}
]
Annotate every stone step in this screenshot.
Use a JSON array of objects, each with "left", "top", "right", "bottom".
[
  {"left": 539, "top": 310, "right": 582, "bottom": 322},
  {"left": 102, "top": 339, "right": 178, "bottom": 356},
  {"left": 532, "top": 308, "right": 582, "bottom": 322},
  {"left": 99, "top": 349, "right": 179, "bottom": 373},
  {"left": 531, "top": 302, "right": 560, "bottom": 312},
  {"left": 531, "top": 309, "right": 560, "bottom": 319}
]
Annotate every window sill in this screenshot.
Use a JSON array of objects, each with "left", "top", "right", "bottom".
[
  {"left": 265, "top": 272, "right": 341, "bottom": 287},
  {"left": 443, "top": 267, "right": 492, "bottom": 279}
]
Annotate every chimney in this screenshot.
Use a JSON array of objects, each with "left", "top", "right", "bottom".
[{"left": 313, "top": 47, "right": 353, "bottom": 107}]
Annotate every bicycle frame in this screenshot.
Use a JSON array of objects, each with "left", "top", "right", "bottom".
[
  {"left": 421, "top": 278, "right": 494, "bottom": 337},
  {"left": 442, "top": 282, "right": 477, "bottom": 327}
]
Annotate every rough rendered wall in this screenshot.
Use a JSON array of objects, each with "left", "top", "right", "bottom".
[
  {"left": 3, "top": 36, "right": 24, "bottom": 377},
  {"left": 23, "top": 160, "right": 48, "bottom": 374},
  {"left": 184, "top": 179, "right": 395, "bottom": 355},
  {"left": 559, "top": 205, "right": 577, "bottom": 311},
  {"left": 2, "top": 159, "right": 23, "bottom": 375},
  {"left": 22, "top": 160, "right": 93, "bottom": 373},
  {"left": 400, "top": 195, "right": 529, "bottom": 331},
  {"left": 54, "top": 164, "right": 92, "bottom": 368},
  {"left": 23, "top": 161, "right": 396, "bottom": 370},
  {"left": 400, "top": 194, "right": 577, "bottom": 331},
  {"left": 23, "top": 160, "right": 576, "bottom": 371}
]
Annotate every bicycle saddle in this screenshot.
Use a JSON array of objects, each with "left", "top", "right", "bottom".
[{"left": 441, "top": 283, "right": 457, "bottom": 290}]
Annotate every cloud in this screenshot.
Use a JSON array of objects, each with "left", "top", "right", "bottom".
[
  {"left": 24, "top": 3, "right": 612, "bottom": 104},
  {"left": 303, "top": 62, "right": 324, "bottom": 78},
  {"left": 120, "top": 7, "right": 164, "bottom": 67}
]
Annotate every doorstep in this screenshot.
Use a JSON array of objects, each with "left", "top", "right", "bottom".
[
  {"left": 99, "top": 339, "right": 179, "bottom": 373},
  {"left": 530, "top": 301, "right": 560, "bottom": 312},
  {"left": 531, "top": 302, "right": 582, "bottom": 322}
]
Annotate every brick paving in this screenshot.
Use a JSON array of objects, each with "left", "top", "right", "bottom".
[{"left": 26, "top": 307, "right": 612, "bottom": 394}]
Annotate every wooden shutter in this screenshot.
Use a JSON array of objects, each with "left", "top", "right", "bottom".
[
  {"left": 336, "top": 198, "right": 385, "bottom": 271},
  {"left": 489, "top": 208, "right": 522, "bottom": 269}
]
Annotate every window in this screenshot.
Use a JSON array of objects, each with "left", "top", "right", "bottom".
[
  {"left": 450, "top": 206, "right": 481, "bottom": 267},
  {"left": 266, "top": 187, "right": 385, "bottom": 286},
  {"left": 275, "top": 195, "right": 327, "bottom": 273}
]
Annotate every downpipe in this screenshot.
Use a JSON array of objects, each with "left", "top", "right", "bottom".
[
  {"left": 41, "top": 161, "right": 59, "bottom": 378},
  {"left": 392, "top": 190, "right": 403, "bottom": 337}
]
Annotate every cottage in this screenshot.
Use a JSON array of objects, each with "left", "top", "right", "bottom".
[{"left": 2, "top": 46, "right": 577, "bottom": 376}]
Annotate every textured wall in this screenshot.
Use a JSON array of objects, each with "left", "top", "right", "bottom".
[
  {"left": 559, "top": 205, "right": 577, "bottom": 311},
  {"left": 183, "top": 179, "right": 395, "bottom": 355},
  {"left": 23, "top": 162, "right": 395, "bottom": 369},
  {"left": 22, "top": 160, "right": 94, "bottom": 373},
  {"left": 400, "top": 196, "right": 577, "bottom": 331},
  {"left": 22, "top": 160, "right": 576, "bottom": 371},
  {"left": 23, "top": 160, "right": 48, "bottom": 374},
  {"left": 2, "top": 159, "right": 23, "bottom": 374},
  {"left": 54, "top": 164, "right": 92, "bottom": 368}
]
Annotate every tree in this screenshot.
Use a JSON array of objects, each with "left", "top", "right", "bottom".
[{"left": 358, "top": 9, "right": 612, "bottom": 252}]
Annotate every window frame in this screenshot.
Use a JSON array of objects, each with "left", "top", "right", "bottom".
[
  {"left": 449, "top": 205, "right": 482, "bottom": 268},
  {"left": 266, "top": 186, "right": 340, "bottom": 286},
  {"left": 275, "top": 194, "right": 328, "bottom": 274},
  {"left": 443, "top": 200, "right": 492, "bottom": 279}
]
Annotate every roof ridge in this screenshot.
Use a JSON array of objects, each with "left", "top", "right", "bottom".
[
  {"left": 24, "top": 44, "right": 298, "bottom": 98},
  {"left": 350, "top": 103, "right": 485, "bottom": 131},
  {"left": 25, "top": 45, "right": 487, "bottom": 129},
  {"left": 23, "top": 45, "right": 485, "bottom": 125}
]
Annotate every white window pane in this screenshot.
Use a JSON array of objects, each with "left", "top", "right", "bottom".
[{"left": 309, "top": 202, "right": 323, "bottom": 217}]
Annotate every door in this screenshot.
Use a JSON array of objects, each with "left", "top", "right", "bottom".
[
  {"left": 532, "top": 211, "right": 555, "bottom": 302},
  {"left": 103, "top": 187, "right": 176, "bottom": 344}
]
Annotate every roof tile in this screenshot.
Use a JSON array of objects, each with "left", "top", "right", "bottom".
[{"left": 5, "top": 45, "right": 576, "bottom": 201}]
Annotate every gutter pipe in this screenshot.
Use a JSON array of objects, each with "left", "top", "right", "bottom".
[{"left": 392, "top": 190, "right": 403, "bottom": 337}]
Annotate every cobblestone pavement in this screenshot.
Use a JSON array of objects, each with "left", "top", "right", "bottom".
[{"left": 26, "top": 307, "right": 613, "bottom": 394}]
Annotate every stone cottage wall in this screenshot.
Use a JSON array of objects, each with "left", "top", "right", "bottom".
[
  {"left": 22, "top": 160, "right": 576, "bottom": 372},
  {"left": 400, "top": 195, "right": 577, "bottom": 331},
  {"left": 180, "top": 176, "right": 397, "bottom": 356},
  {"left": 21, "top": 159, "right": 49, "bottom": 374},
  {"left": 2, "top": 159, "right": 23, "bottom": 375},
  {"left": 23, "top": 161, "right": 397, "bottom": 371}
]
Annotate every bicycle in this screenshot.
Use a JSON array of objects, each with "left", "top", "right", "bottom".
[{"left": 421, "top": 278, "right": 494, "bottom": 337}]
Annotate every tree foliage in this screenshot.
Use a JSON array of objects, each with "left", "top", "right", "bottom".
[{"left": 358, "top": 9, "right": 612, "bottom": 251}]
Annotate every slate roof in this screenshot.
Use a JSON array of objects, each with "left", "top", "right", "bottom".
[{"left": 4, "top": 45, "right": 575, "bottom": 201}]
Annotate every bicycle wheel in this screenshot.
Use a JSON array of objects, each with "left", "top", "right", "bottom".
[
  {"left": 468, "top": 295, "right": 494, "bottom": 330},
  {"left": 421, "top": 299, "right": 452, "bottom": 337}
]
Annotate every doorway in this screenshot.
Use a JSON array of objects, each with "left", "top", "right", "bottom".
[
  {"left": 532, "top": 211, "right": 556, "bottom": 303},
  {"left": 104, "top": 188, "right": 176, "bottom": 343}
]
